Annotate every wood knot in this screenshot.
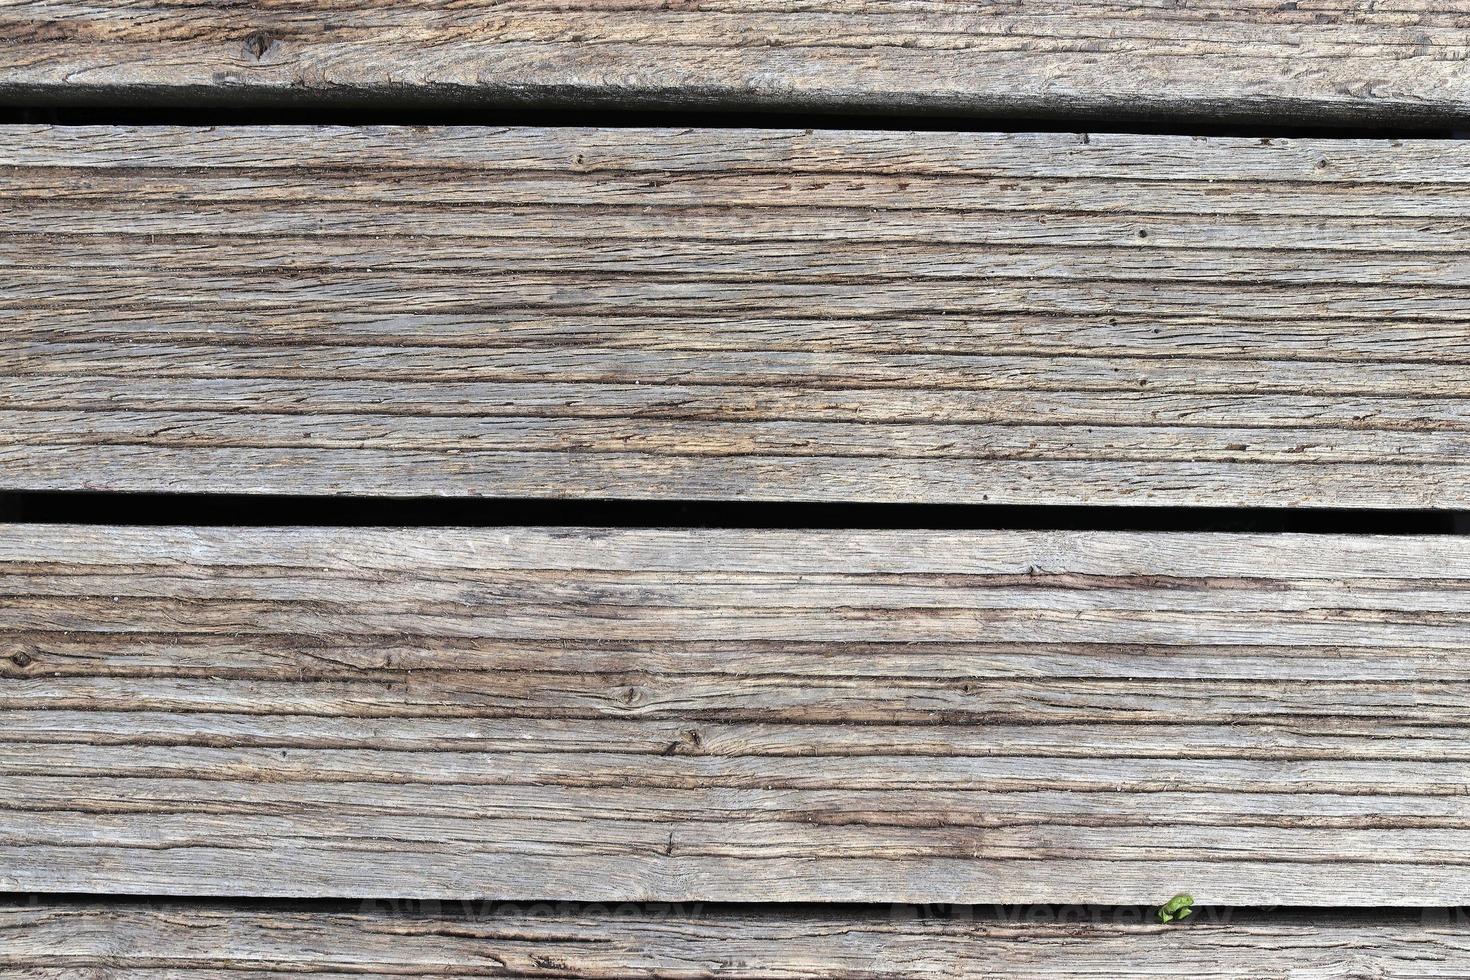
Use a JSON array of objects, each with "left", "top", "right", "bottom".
[
  {"left": 9, "top": 650, "right": 34, "bottom": 669},
  {"left": 243, "top": 30, "right": 276, "bottom": 61}
]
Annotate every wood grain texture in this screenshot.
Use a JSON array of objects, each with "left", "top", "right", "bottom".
[
  {"left": 5, "top": 523, "right": 1470, "bottom": 905},
  {"left": 4, "top": 125, "right": 1470, "bottom": 507},
  {"left": 2, "top": 1, "right": 1470, "bottom": 122},
  {"left": 5, "top": 901, "right": 1470, "bottom": 979}
]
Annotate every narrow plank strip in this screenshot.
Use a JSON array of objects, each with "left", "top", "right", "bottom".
[
  {"left": 2, "top": 1, "right": 1470, "bottom": 122},
  {"left": 3, "top": 126, "right": 1470, "bottom": 507},
  {"left": 4, "top": 524, "right": 1470, "bottom": 904},
  {"left": 3, "top": 901, "right": 1470, "bottom": 979}
]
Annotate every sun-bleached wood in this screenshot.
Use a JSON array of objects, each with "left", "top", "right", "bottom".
[
  {"left": 5, "top": 901, "right": 1470, "bottom": 979},
  {"left": 4, "top": 126, "right": 1470, "bottom": 508},
  {"left": 4, "top": 523, "right": 1470, "bottom": 905},
  {"left": 1, "top": 1, "right": 1469, "bottom": 123}
]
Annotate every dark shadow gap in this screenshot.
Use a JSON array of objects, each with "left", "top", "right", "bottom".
[
  {"left": 4, "top": 893, "right": 1469, "bottom": 928},
  {"left": 1, "top": 490, "right": 1464, "bottom": 534},
  {"left": 1, "top": 104, "right": 1464, "bottom": 139}
]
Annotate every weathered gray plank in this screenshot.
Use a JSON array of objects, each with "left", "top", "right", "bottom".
[
  {"left": 3, "top": 126, "right": 1470, "bottom": 507},
  {"left": 4, "top": 524, "right": 1470, "bottom": 904},
  {"left": 2, "top": 1, "right": 1470, "bottom": 123},
  {"left": 4, "top": 901, "right": 1470, "bottom": 979}
]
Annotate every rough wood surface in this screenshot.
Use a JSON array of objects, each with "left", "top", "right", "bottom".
[
  {"left": 5, "top": 523, "right": 1470, "bottom": 905},
  {"left": 2, "top": 1, "right": 1470, "bottom": 123},
  {"left": 5, "top": 901, "right": 1470, "bottom": 979},
  {"left": 5, "top": 125, "right": 1470, "bottom": 508}
]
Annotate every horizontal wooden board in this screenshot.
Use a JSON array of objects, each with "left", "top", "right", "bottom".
[
  {"left": 2, "top": 2, "right": 1470, "bottom": 123},
  {"left": 4, "top": 901, "right": 1470, "bottom": 978},
  {"left": 4, "top": 523, "right": 1470, "bottom": 904},
  {"left": 4, "top": 126, "right": 1470, "bottom": 507}
]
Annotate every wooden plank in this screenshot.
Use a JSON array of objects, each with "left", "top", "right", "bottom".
[
  {"left": 2, "top": 1, "right": 1470, "bottom": 123},
  {"left": 3, "top": 125, "right": 1470, "bottom": 508},
  {"left": 4, "top": 523, "right": 1470, "bottom": 905},
  {"left": 4, "top": 901, "right": 1470, "bottom": 979}
]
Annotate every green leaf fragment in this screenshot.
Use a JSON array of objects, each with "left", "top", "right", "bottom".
[{"left": 1156, "top": 893, "right": 1195, "bottom": 924}]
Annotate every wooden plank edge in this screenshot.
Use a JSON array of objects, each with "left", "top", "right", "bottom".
[{"left": 2, "top": 898, "right": 1469, "bottom": 978}]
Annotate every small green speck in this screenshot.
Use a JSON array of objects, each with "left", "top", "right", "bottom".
[{"left": 1157, "top": 894, "right": 1194, "bottom": 924}]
